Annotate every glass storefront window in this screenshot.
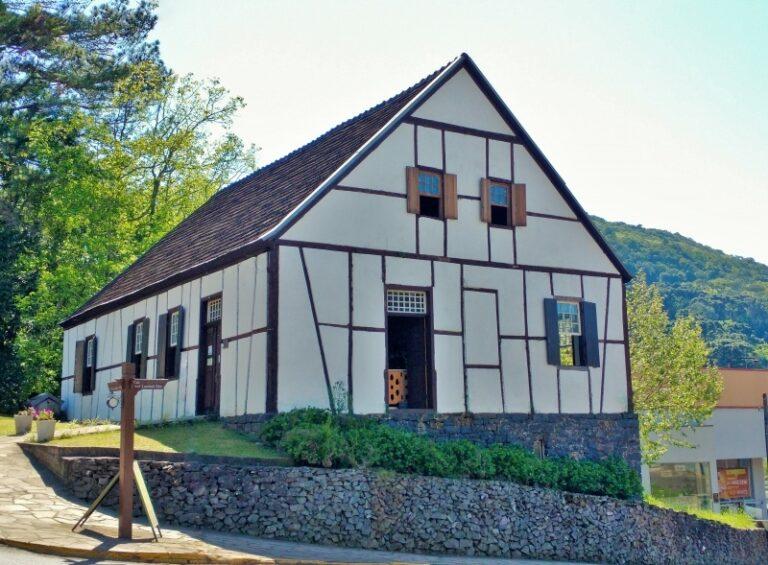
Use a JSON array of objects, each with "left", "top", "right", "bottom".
[{"left": 649, "top": 462, "right": 713, "bottom": 510}]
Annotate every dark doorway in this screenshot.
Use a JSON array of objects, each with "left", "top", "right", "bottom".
[
  {"left": 197, "top": 297, "right": 222, "bottom": 415},
  {"left": 387, "top": 313, "right": 433, "bottom": 409}
]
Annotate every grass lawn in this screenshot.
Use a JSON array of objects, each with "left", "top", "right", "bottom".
[
  {"left": 0, "top": 415, "right": 16, "bottom": 436},
  {"left": 49, "top": 420, "right": 283, "bottom": 460},
  {"left": 646, "top": 495, "right": 756, "bottom": 530}
]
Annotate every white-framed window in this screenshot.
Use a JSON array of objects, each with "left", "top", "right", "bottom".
[
  {"left": 86, "top": 337, "right": 94, "bottom": 368},
  {"left": 206, "top": 297, "right": 222, "bottom": 323},
  {"left": 169, "top": 310, "right": 180, "bottom": 347},
  {"left": 556, "top": 301, "right": 581, "bottom": 366},
  {"left": 387, "top": 290, "right": 427, "bottom": 315},
  {"left": 134, "top": 322, "right": 144, "bottom": 355}
]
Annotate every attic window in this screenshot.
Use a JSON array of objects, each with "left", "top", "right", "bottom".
[
  {"left": 490, "top": 184, "right": 510, "bottom": 227},
  {"left": 417, "top": 171, "right": 442, "bottom": 219}
]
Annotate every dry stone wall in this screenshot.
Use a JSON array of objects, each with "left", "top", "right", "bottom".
[{"left": 64, "top": 456, "right": 767, "bottom": 564}]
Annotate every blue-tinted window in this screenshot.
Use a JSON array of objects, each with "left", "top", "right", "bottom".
[
  {"left": 490, "top": 185, "right": 508, "bottom": 206},
  {"left": 418, "top": 172, "right": 440, "bottom": 196}
]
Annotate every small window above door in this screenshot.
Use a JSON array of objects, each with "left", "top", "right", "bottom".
[
  {"left": 387, "top": 290, "right": 427, "bottom": 315},
  {"left": 206, "top": 297, "right": 222, "bottom": 323}
]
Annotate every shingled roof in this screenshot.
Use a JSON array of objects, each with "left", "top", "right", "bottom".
[
  {"left": 63, "top": 53, "right": 631, "bottom": 329},
  {"left": 63, "top": 61, "right": 451, "bottom": 327}
]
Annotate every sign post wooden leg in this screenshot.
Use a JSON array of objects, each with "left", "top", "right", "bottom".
[{"left": 118, "top": 363, "right": 135, "bottom": 539}]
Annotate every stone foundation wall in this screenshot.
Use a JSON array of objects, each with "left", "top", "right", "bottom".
[
  {"left": 224, "top": 412, "right": 642, "bottom": 471},
  {"left": 63, "top": 456, "right": 767, "bottom": 564}
]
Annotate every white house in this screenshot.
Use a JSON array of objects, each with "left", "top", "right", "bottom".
[{"left": 60, "top": 54, "right": 636, "bottom": 463}]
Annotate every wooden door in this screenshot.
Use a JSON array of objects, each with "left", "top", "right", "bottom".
[{"left": 198, "top": 318, "right": 221, "bottom": 415}]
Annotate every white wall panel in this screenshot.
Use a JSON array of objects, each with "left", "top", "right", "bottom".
[
  {"left": 352, "top": 253, "right": 384, "bottom": 328},
  {"left": 162, "top": 379, "right": 179, "bottom": 421},
  {"left": 589, "top": 366, "right": 601, "bottom": 414},
  {"left": 235, "top": 337, "right": 250, "bottom": 415},
  {"left": 582, "top": 276, "right": 609, "bottom": 341},
  {"left": 320, "top": 325, "right": 349, "bottom": 405},
  {"left": 552, "top": 273, "right": 582, "bottom": 299},
  {"left": 525, "top": 271, "right": 551, "bottom": 338},
  {"left": 205, "top": 348, "right": 238, "bottom": 412},
  {"left": 529, "top": 341, "right": 558, "bottom": 413},
  {"left": 559, "top": 370, "right": 590, "bottom": 414},
  {"left": 501, "top": 339, "right": 530, "bottom": 413},
  {"left": 516, "top": 217, "right": 620, "bottom": 273},
  {"left": 514, "top": 145, "right": 575, "bottom": 218},
  {"left": 222, "top": 265, "right": 238, "bottom": 339},
  {"left": 352, "top": 330, "right": 385, "bottom": 414},
  {"left": 444, "top": 132, "right": 485, "bottom": 197},
  {"left": 418, "top": 216, "right": 443, "bottom": 257},
  {"left": 167, "top": 284, "right": 182, "bottom": 309},
  {"left": 488, "top": 139, "right": 511, "bottom": 179},
  {"left": 602, "top": 344, "right": 628, "bottom": 413},
  {"left": 447, "top": 199, "right": 488, "bottom": 260},
  {"left": 432, "top": 261, "right": 461, "bottom": 332},
  {"left": 183, "top": 350, "right": 198, "bottom": 418},
  {"left": 489, "top": 227, "right": 514, "bottom": 264},
  {"left": 434, "top": 334, "right": 464, "bottom": 413},
  {"left": 278, "top": 246, "right": 330, "bottom": 411},
  {"left": 416, "top": 126, "right": 442, "bottom": 169},
  {"left": 464, "top": 291, "right": 499, "bottom": 365},
  {"left": 237, "top": 257, "right": 256, "bottom": 334},
  {"left": 607, "top": 278, "right": 625, "bottom": 340},
  {"left": 305, "top": 248, "right": 349, "bottom": 326},
  {"left": 413, "top": 69, "right": 514, "bottom": 135},
  {"left": 284, "top": 191, "right": 415, "bottom": 253},
  {"left": 254, "top": 253, "right": 268, "bottom": 330},
  {"left": 463, "top": 265, "right": 524, "bottom": 336},
  {"left": 186, "top": 279, "right": 201, "bottom": 348},
  {"left": 341, "top": 123, "right": 413, "bottom": 193},
  {"left": 201, "top": 270, "right": 223, "bottom": 299},
  {"left": 467, "top": 368, "right": 503, "bottom": 413},
  {"left": 245, "top": 333, "right": 267, "bottom": 414},
  {"left": 385, "top": 256, "right": 431, "bottom": 287}
]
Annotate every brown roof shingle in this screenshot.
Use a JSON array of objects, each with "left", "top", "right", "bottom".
[{"left": 64, "top": 63, "right": 448, "bottom": 326}]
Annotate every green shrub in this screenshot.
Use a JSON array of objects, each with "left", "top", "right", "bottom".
[
  {"left": 440, "top": 439, "right": 496, "bottom": 479},
  {"left": 259, "top": 408, "right": 329, "bottom": 446},
  {"left": 267, "top": 409, "right": 642, "bottom": 499},
  {"left": 281, "top": 421, "right": 351, "bottom": 468}
]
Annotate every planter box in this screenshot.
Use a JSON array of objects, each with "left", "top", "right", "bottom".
[
  {"left": 36, "top": 420, "right": 56, "bottom": 442},
  {"left": 14, "top": 414, "right": 32, "bottom": 435}
]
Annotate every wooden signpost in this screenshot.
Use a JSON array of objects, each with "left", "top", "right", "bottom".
[{"left": 73, "top": 362, "right": 168, "bottom": 540}]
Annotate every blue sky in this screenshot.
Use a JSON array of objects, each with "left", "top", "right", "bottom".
[{"left": 152, "top": 0, "right": 768, "bottom": 264}]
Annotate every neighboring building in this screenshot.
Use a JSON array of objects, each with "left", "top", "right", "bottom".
[
  {"left": 59, "top": 54, "right": 636, "bottom": 463},
  {"left": 643, "top": 368, "right": 768, "bottom": 519}
]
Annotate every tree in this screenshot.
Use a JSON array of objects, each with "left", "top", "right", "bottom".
[
  {"left": 0, "top": 1, "right": 256, "bottom": 408},
  {"left": 627, "top": 273, "right": 723, "bottom": 463}
]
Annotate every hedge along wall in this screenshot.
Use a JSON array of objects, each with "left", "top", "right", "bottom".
[
  {"left": 224, "top": 411, "right": 643, "bottom": 472},
  {"left": 63, "top": 456, "right": 766, "bottom": 564}
]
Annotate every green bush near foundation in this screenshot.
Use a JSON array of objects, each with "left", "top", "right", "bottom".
[{"left": 263, "top": 409, "right": 643, "bottom": 500}]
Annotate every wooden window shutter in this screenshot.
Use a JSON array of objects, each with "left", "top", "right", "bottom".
[
  {"left": 90, "top": 337, "right": 98, "bottom": 392},
  {"left": 156, "top": 313, "right": 168, "bottom": 379},
  {"left": 443, "top": 173, "right": 458, "bottom": 219},
  {"left": 580, "top": 301, "right": 600, "bottom": 367},
  {"left": 73, "top": 340, "right": 85, "bottom": 394},
  {"left": 125, "top": 322, "right": 135, "bottom": 363},
  {"left": 174, "top": 307, "right": 185, "bottom": 379},
  {"left": 543, "top": 299, "right": 560, "bottom": 366},
  {"left": 480, "top": 179, "right": 491, "bottom": 223},
  {"left": 406, "top": 166, "right": 420, "bottom": 214},
  {"left": 511, "top": 183, "right": 527, "bottom": 226},
  {"left": 139, "top": 318, "right": 150, "bottom": 379}
]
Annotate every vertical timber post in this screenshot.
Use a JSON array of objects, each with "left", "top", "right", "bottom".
[{"left": 118, "top": 362, "right": 135, "bottom": 539}]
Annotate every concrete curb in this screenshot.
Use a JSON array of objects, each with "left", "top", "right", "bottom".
[{"left": 0, "top": 535, "right": 352, "bottom": 564}]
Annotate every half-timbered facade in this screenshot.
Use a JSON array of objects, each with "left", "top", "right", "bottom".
[{"left": 60, "top": 54, "right": 635, "bottom": 460}]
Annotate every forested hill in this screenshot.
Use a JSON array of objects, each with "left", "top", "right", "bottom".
[{"left": 592, "top": 216, "right": 768, "bottom": 368}]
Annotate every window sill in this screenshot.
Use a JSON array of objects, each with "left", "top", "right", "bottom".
[{"left": 555, "top": 365, "right": 590, "bottom": 372}]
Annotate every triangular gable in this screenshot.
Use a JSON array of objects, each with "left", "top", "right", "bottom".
[{"left": 269, "top": 53, "right": 630, "bottom": 281}]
